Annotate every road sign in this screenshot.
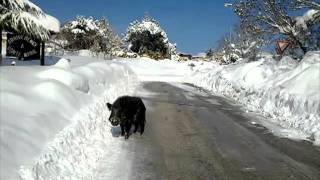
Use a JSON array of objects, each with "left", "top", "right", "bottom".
[
  {"left": 276, "top": 40, "right": 291, "bottom": 55},
  {"left": 6, "top": 33, "right": 40, "bottom": 60}
]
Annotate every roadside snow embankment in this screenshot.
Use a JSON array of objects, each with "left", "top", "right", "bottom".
[
  {"left": 189, "top": 51, "right": 320, "bottom": 145},
  {"left": 0, "top": 58, "right": 138, "bottom": 179}
]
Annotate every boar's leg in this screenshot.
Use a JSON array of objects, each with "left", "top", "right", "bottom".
[
  {"left": 135, "top": 108, "right": 146, "bottom": 135},
  {"left": 124, "top": 122, "right": 132, "bottom": 139},
  {"left": 140, "top": 122, "right": 145, "bottom": 135},
  {"left": 120, "top": 123, "right": 125, "bottom": 136},
  {"left": 133, "top": 122, "right": 139, "bottom": 133},
  {"left": 133, "top": 112, "right": 140, "bottom": 133},
  {"left": 139, "top": 109, "right": 146, "bottom": 135}
]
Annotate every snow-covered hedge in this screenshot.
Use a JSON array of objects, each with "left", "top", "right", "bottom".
[
  {"left": 188, "top": 51, "right": 320, "bottom": 145},
  {"left": 0, "top": 58, "right": 138, "bottom": 179}
]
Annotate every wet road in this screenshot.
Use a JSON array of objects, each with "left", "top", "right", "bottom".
[{"left": 98, "top": 82, "right": 320, "bottom": 180}]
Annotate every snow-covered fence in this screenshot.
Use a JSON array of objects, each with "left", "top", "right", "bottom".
[{"left": 47, "top": 49, "right": 114, "bottom": 60}]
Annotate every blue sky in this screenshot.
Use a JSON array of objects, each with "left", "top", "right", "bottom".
[{"left": 34, "top": 0, "right": 238, "bottom": 54}]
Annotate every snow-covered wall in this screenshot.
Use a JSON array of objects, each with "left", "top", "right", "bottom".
[
  {"left": 188, "top": 51, "right": 320, "bottom": 145},
  {"left": 0, "top": 58, "right": 138, "bottom": 179}
]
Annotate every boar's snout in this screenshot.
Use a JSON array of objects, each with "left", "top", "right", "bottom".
[{"left": 109, "top": 115, "right": 120, "bottom": 126}]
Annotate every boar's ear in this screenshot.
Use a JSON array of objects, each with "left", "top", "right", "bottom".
[{"left": 107, "top": 103, "right": 112, "bottom": 111}]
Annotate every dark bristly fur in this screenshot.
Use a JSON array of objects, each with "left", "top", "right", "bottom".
[{"left": 107, "top": 96, "right": 146, "bottom": 139}]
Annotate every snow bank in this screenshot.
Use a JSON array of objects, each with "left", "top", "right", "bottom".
[
  {"left": 188, "top": 51, "right": 320, "bottom": 145},
  {"left": 0, "top": 58, "right": 138, "bottom": 179}
]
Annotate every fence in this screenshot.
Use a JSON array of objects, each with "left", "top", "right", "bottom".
[{"left": 46, "top": 49, "right": 114, "bottom": 60}]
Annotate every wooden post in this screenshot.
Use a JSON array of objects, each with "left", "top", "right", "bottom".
[
  {"left": 41, "top": 41, "right": 45, "bottom": 66},
  {"left": 0, "top": 28, "right": 2, "bottom": 65}
]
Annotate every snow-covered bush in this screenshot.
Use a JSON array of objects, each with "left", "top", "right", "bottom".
[
  {"left": 57, "top": 16, "right": 121, "bottom": 53},
  {"left": 112, "top": 50, "right": 139, "bottom": 58},
  {"left": 125, "top": 15, "right": 177, "bottom": 60},
  {"left": 208, "top": 38, "right": 249, "bottom": 64},
  {"left": 168, "top": 42, "right": 179, "bottom": 60}
]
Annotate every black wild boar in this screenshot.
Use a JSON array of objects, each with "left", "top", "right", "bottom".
[{"left": 107, "top": 96, "right": 146, "bottom": 139}]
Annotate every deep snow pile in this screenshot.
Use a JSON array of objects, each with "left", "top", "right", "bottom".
[
  {"left": 188, "top": 51, "right": 320, "bottom": 145},
  {"left": 0, "top": 58, "right": 138, "bottom": 179}
]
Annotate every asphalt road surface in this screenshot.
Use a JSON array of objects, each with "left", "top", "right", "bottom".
[{"left": 98, "top": 82, "right": 320, "bottom": 180}]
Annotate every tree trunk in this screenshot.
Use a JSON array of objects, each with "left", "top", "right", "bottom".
[
  {"left": 290, "top": 34, "right": 307, "bottom": 54},
  {"left": 296, "top": 40, "right": 307, "bottom": 54}
]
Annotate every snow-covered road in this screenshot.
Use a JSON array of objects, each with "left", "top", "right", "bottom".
[
  {"left": 94, "top": 81, "right": 320, "bottom": 180},
  {"left": 1, "top": 54, "right": 319, "bottom": 179}
]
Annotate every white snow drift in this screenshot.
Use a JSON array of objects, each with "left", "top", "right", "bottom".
[
  {"left": 188, "top": 51, "right": 320, "bottom": 145},
  {"left": 0, "top": 58, "right": 138, "bottom": 179}
]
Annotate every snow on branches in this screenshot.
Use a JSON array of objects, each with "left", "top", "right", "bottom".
[{"left": 0, "top": 0, "right": 60, "bottom": 40}]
